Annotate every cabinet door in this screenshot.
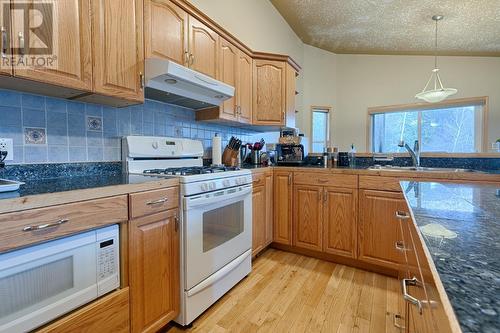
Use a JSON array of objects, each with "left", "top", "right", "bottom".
[
  {"left": 218, "top": 38, "right": 237, "bottom": 120},
  {"left": 264, "top": 172, "right": 273, "bottom": 246},
  {"left": 252, "top": 59, "right": 285, "bottom": 125},
  {"left": 293, "top": 184, "right": 323, "bottom": 251},
  {"left": 92, "top": 0, "right": 144, "bottom": 102},
  {"left": 273, "top": 171, "right": 292, "bottom": 245},
  {"left": 358, "top": 190, "right": 406, "bottom": 269},
  {"left": 0, "top": 3, "right": 12, "bottom": 75},
  {"left": 144, "top": 0, "right": 188, "bottom": 65},
  {"left": 237, "top": 51, "right": 252, "bottom": 123},
  {"left": 323, "top": 187, "right": 357, "bottom": 258},
  {"left": 129, "top": 209, "right": 179, "bottom": 333},
  {"left": 11, "top": 0, "right": 92, "bottom": 90},
  {"left": 252, "top": 184, "right": 266, "bottom": 256},
  {"left": 188, "top": 15, "right": 218, "bottom": 78}
]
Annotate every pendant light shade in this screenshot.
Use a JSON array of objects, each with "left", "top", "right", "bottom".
[{"left": 415, "top": 15, "right": 457, "bottom": 103}]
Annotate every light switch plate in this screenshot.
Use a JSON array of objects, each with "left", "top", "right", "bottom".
[{"left": 0, "top": 138, "right": 13, "bottom": 161}]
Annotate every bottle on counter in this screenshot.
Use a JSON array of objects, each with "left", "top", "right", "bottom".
[
  {"left": 348, "top": 144, "right": 356, "bottom": 168},
  {"left": 323, "top": 148, "right": 329, "bottom": 168}
]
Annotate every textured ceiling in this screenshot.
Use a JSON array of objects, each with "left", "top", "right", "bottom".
[{"left": 270, "top": 0, "right": 500, "bottom": 56}]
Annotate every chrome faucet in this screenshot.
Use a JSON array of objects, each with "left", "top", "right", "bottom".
[{"left": 398, "top": 140, "right": 420, "bottom": 167}]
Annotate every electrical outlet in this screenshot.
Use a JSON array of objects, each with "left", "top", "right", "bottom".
[{"left": 0, "top": 138, "right": 13, "bottom": 161}]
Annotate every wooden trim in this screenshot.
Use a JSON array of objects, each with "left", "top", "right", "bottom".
[
  {"left": 367, "top": 96, "right": 490, "bottom": 153},
  {"left": 252, "top": 51, "right": 301, "bottom": 72}
]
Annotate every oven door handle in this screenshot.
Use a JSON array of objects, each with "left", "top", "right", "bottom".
[
  {"left": 186, "top": 249, "right": 251, "bottom": 297},
  {"left": 184, "top": 185, "right": 252, "bottom": 209}
]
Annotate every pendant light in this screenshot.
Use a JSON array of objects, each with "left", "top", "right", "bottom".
[{"left": 415, "top": 15, "right": 457, "bottom": 103}]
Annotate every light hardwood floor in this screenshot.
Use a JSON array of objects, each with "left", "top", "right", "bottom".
[{"left": 166, "top": 248, "right": 402, "bottom": 333}]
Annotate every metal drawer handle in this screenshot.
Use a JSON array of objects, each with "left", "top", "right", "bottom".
[
  {"left": 395, "top": 241, "right": 411, "bottom": 252},
  {"left": 393, "top": 313, "right": 405, "bottom": 330},
  {"left": 317, "top": 179, "right": 329, "bottom": 183},
  {"left": 395, "top": 211, "right": 410, "bottom": 220},
  {"left": 401, "top": 277, "right": 423, "bottom": 314},
  {"left": 23, "top": 219, "right": 69, "bottom": 232},
  {"left": 174, "top": 215, "right": 179, "bottom": 232},
  {"left": 146, "top": 197, "right": 168, "bottom": 206}
]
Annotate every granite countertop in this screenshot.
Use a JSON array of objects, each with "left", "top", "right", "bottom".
[
  {"left": 0, "top": 173, "right": 170, "bottom": 200},
  {"left": 401, "top": 181, "right": 500, "bottom": 332}
]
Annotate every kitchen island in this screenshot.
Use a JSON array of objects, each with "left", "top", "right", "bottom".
[{"left": 401, "top": 181, "right": 500, "bottom": 333}]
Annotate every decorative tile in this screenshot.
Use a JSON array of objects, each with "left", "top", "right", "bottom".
[
  {"left": 86, "top": 116, "right": 103, "bottom": 131},
  {"left": 24, "top": 127, "right": 47, "bottom": 145}
]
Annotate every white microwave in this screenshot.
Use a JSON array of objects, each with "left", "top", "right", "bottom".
[{"left": 0, "top": 224, "right": 120, "bottom": 333}]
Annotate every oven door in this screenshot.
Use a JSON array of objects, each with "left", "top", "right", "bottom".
[{"left": 183, "top": 184, "right": 252, "bottom": 290}]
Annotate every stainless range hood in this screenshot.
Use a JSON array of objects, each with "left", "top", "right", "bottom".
[{"left": 144, "top": 58, "right": 235, "bottom": 110}]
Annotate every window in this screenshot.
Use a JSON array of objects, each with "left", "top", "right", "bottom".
[
  {"left": 369, "top": 98, "right": 486, "bottom": 153},
  {"left": 311, "top": 107, "right": 331, "bottom": 153}
]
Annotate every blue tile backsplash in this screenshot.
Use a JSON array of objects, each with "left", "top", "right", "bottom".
[{"left": 0, "top": 89, "right": 255, "bottom": 164}]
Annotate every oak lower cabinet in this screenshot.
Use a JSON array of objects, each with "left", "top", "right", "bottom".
[
  {"left": 252, "top": 171, "right": 273, "bottom": 256},
  {"left": 90, "top": 0, "right": 144, "bottom": 103},
  {"left": 358, "top": 189, "right": 406, "bottom": 269},
  {"left": 293, "top": 184, "right": 323, "bottom": 251},
  {"left": 323, "top": 187, "right": 357, "bottom": 258},
  {"left": 129, "top": 208, "right": 180, "bottom": 333},
  {"left": 293, "top": 184, "right": 357, "bottom": 257},
  {"left": 273, "top": 170, "right": 293, "bottom": 245}
]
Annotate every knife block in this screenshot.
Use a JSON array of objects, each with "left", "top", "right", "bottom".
[{"left": 222, "top": 147, "right": 238, "bottom": 167}]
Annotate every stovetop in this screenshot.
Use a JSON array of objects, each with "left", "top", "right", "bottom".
[{"left": 143, "top": 166, "right": 241, "bottom": 176}]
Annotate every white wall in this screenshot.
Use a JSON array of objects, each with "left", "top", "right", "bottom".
[{"left": 333, "top": 55, "right": 500, "bottom": 151}]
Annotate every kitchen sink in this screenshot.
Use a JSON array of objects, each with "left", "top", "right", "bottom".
[{"left": 367, "top": 165, "right": 485, "bottom": 173}]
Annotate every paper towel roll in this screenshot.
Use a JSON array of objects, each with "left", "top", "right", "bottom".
[{"left": 212, "top": 134, "right": 222, "bottom": 166}]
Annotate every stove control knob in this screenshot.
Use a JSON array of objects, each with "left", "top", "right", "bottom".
[
  {"left": 201, "top": 183, "right": 208, "bottom": 191},
  {"left": 209, "top": 182, "right": 216, "bottom": 190},
  {"left": 223, "top": 180, "right": 230, "bottom": 187},
  {"left": 152, "top": 141, "right": 159, "bottom": 149}
]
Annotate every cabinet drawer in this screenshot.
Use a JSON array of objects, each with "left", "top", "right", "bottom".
[
  {"left": 252, "top": 172, "right": 266, "bottom": 187},
  {"left": 359, "top": 176, "right": 402, "bottom": 191},
  {"left": 0, "top": 195, "right": 128, "bottom": 253},
  {"left": 294, "top": 172, "right": 357, "bottom": 188},
  {"left": 129, "top": 187, "right": 179, "bottom": 219}
]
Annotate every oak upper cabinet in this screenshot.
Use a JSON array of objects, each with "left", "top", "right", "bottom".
[
  {"left": 0, "top": 1, "right": 11, "bottom": 75},
  {"left": 129, "top": 209, "right": 180, "bottom": 333},
  {"left": 236, "top": 50, "right": 252, "bottom": 123},
  {"left": 218, "top": 38, "right": 238, "bottom": 120},
  {"left": 323, "top": 187, "right": 357, "bottom": 258},
  {"left": 91, "top": 0, "right": 144, "bottom": 102},
  {"left": 273, "top": 170, "right": 293, "bottom": 245},
  {"left": 188, "top": 15, "right": 218, "bottom": 78},
  {"left": 144, "top": 0, "right": 188, "bottom": 65},
  {"left": 252, "top": 59, "right": 285, "bottom": 125},
  {"left": 293, "top": 184, "right": 323, "bottom": 251},
  {"left": 10, "top": 0, "right": 92, "bottom": 90},
  {"left": 358, "top": 189, "right": 406, "bottom": 269}
]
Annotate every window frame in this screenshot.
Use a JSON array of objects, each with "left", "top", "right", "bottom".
[
  {"left": 310, "top": 106, "right": 332, "bottom": 153},
  {"left": 366, "top": 97, "right": 489, "bottom": 155}
]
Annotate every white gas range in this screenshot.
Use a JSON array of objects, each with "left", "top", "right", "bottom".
[{"left": 122, "top": 136, "right": 252, "bottom": 326}]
